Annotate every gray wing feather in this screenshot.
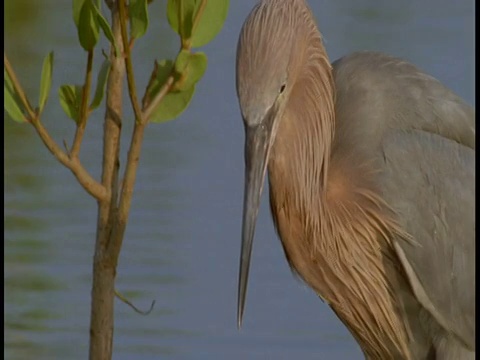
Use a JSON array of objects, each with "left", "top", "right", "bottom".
[
  {"left": 382, "top": 130, "right": 475, "bottom": 350},
  {"left": 332, "top": 51, "right": 475, "bottom": 152},
  {"left": 332, "top": 52, "right": 475, "bottom": 349}
]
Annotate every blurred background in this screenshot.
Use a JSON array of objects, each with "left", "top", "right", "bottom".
[{"left": 4, "top": 0, "right": 474, "bottom": 359}]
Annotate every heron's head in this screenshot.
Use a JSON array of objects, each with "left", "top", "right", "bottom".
[
  {"left": 235, "top": 0, "right": 315, "bottom": 328},
  {"left": 236, "top": 0, "right": 307, "bottom": 127}
]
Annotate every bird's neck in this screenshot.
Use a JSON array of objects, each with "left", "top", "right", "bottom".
[
  {"left": 267, "top": 65, "right": 414, "bottom": 358},
  {"left": 269, "top": 40, "right": 336, "bottom": 202},
  {"left": 267, "top": 49, "right": 415, "bottom": 359}
]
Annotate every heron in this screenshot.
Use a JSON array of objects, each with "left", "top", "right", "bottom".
[{"left": 235, "top": 0, "right": 475, "bottom": 359}]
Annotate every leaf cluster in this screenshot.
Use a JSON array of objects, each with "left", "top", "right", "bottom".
[{"left": 5, "top": 0, "right": 229, "bottom": 124}]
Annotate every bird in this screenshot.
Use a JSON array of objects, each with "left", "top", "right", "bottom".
[{"left": 234, "top": 0, "right": 475, "bottom": 359}]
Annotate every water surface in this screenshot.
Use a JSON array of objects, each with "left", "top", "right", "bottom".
[{"left": 4, "top": 0, "right": 474, "bottom": 359}]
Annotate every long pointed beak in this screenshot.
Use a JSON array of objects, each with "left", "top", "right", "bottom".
[{"left": 237, "top": 121, "right": 273, "bottom": 329}]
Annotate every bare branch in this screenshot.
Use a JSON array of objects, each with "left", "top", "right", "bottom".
[
  {"left": 5, "top": 53, "right": 106, "bottom": 200},
  {"left": 104, "top": 0, "right": 177, "bottom": 264},
  {"left": 71, "top": 50, "right": 95, "bottom": 158},
  {"left": 31, "top": 119, "right": 108, "bottom": 200},
  {"left": 107, "top": 121, "right": 146, "bottom": 263},
  {"left": 89, "top": 4, "right": 125, "bottom": 358},
  {"left": 142, "top": 75, "right": 175, "bottom": 121},
  {"left": 118, "top": 0, "right": 144, "bottom": 124},
  {"left": 105, "top": 3, "right": 177, "bottom": 247},
  {"left": 115, "top": 289, "right": 155, "bottom": 315},
  {"left": 4, "top": 53, "right": 36, "bottom": 120},
  {"left": 63, "top": 139, "right": 71, "bottom": 155}
]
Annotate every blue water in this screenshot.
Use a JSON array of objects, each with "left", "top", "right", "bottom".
[{"left": 4, "top": 0, "right": 474, "bottom": 359}]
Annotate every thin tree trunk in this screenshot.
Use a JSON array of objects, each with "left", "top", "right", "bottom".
[{"left": 89, "top": 3, "right": 124, "bottom": 359}]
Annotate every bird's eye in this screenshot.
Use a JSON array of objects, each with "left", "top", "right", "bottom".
[{"left": 279, "top": 84, "right": 286, "bottom": 94}]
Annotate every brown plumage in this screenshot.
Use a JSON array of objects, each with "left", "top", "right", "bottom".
[{"left": 235, "top": 0, "right": 475, "bottom": 359}]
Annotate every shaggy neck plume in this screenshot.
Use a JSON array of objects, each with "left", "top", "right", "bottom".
[
  {"left": 269, "top": 19, "right": 336, "bottom": 208},
  {"left": 267, "top": 11, "right": 413, "bottom": 359}
]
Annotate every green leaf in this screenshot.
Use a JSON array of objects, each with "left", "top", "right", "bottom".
[
  {"left": 74, "top": 0, "right": 101, "bottom": 26},
  {"left": 129, "top": 0, "right": 149, "bottom": 39},
  {"left": 59, "top": 84, "right": 83, "bottom": 123},
  {"left": 167, "top": 0, "right": 196, "bottom": 40},
  {"left": 90, "top": 59, "right": 111, "bottom": 110},
  {"left": 174, "top": 49, "right": 190, "bottom": 73},
  {"left": 142, "top": 59, "right": 172, "bottom": 109},
  {"left": 78, "top": 0, "right": 100, "bottom": 51},
  {"left": 91, "top": 2, "right": 118, "bottom": 55},
  {"left": 76, "top": 1, "right": 115, "bottom": 55},
  {"left": 146, "top": 59, "right": 173, "bottom": 97},
  {"left": 150, "top": 86, "right": 195, "bottom": 123},
  {"left": 4, "top": 91, "right": 25, "bottom": 122},
  {"left": 4, "top": 71, "right": 26, "bottom": 122},
  {"left": 174, "top": 51, "right": 207, "bottom": 91},
  {"left": 38, "top": 52, "right": 54, "bottom": 113},
  {"left": 191, "top": 0, "right": 229, "bottom": 47},
  {"left": 146, "top": 59, "right": 195, "bottom": 123},
  {"left": 73, "top": 0, "right": 85, "bottom": 27}
]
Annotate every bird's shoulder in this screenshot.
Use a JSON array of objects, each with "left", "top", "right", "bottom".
[
  {"left": 329, "top": 51, "right": 475, "bottom": 349},
  {"left": 380, "top": 129, "right": 475, "bottom": 350},
  {"left": 331, "top": 51, "right": 474, "bottom": 151}
]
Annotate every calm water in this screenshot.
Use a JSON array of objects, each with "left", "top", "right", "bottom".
[{"left": 4, "top": 0, "right": 474, "bottom": 359}]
